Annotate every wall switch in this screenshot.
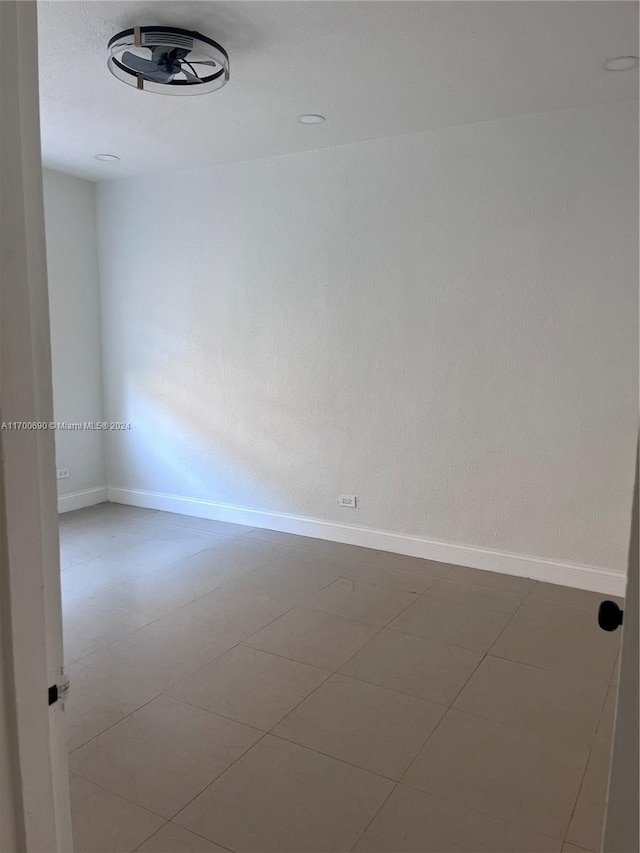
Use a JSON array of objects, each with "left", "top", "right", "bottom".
[
  {"left": 57, "top": 468, "right": 70, "bottom": 480},
  {"left": 338, "top": 494, "right": 357, "bottom": 508}
]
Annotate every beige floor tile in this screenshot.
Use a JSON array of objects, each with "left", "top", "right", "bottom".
[
  {"left": 528, "top": 582, "right": 623, "bottom": 612},
  {"left": 403, "top": 708, "right": 587, "bottom": 838},
  {"left": 64, "top": 595, "right": 152, "bottom": 662},
  {"left": 60, "top": 506, "right": 160, "bottom": 542},
  {"left": 137, "top": 823, "right": 231, "bottom": 852},
  {"left": 117, "top": 517, "right": 229, "bottom": 544},
  {"left": 365, "top": 551, "right": 452, "bottom": 577},
  {"left": 70, "top": 696, "right": 262, "bottom": 818},
  {"left": 76, "top": 546, "right": 267, "bottom": 628},
  {"left": 273, "top": 673, "right": 445, "bottom": 779},
  {"left": 304, "top": 578, "right": 417, "bottom": 627},
  {"left": 66, "top": 613, "right": 232, "bottom": 748},
  {"left": 61, "top": 509, "right": 614, "bottom": 853},
  {"left": 61, "top": 555, "right": 135, "bottom": 605},
  {"left": 388, "top": 594, "right": 511, "bottom": 652},
  {"left": 610, "top": 653, "right": 620, "bottom": 687},
  {"left": 566, "top": 688, "right": 616, "bottom": 852},
  {"left": 60, "top": 502, "right": 120, "bottom": 524},
  {"left": 159, "top": 589, "right": 291, "bottom": 650},
  {"left": 174, "top": 735, "right": 393, "bottom": 852},
  {"left": 167, "top": 646, "right": 330, "bottom": 730},
  {"left": 353, "top": 784, "right": 561, "bottom": 852},
  {"left": 87, "top": 503, "right": 160, "bottom": 522},
  {"left": 302, "top": 538, "right": 381, "bottom": 562},
  {"left": 220, "top": 550, "right": 345, "bottom": 604},
  {"left": 445, "top": 565, "right": 535, "bottom": 594},
  {"left": 136, "top": 821, "right": 229, "bottom": 853},
  {"left": 566, "top": 750, "right": 611, "bottom": 852},
  {"left": 82, "top": 536, "right": 209, "bottom": 575},
  {"left": 339, "top": 629, "right": 481, "bottom": 705},
  {"left": 427, "top": 578, "right": 526, "bottom": 615},
  {"left": 70, "top": 773, "right": 164, "bottom": 853},
  {"left": 115, "top": 526, "right": 230, "bottom": 560},
  {"left": 454, "top": 656, "right": 604, "bottom": 750},
  {"left": 65, "top": 658, "right": 162, "bottom": 753},
  {"left": 242, "top": 528, "right": 318, "bottom": 548},
  {"left": 515, "top": 596, "right": 601, "bottom": 630},
  {"left": 61, "top": 529, "right": 151, "bottom": 570},
  {"left": 66, "top": 595, "right": 287, "bottom": 750},
  {"left": 198, "top": 537, "right": 291, "bottom": 575},
  {"left": 490, "top": 610, "right": 619, "bottom": 683},
  {"left": 597, "top": 684, "right": 618, "bottom": 740},
  {"left": 245, "top": 607, "right": 378, "bottom": 670},
  {"left": 342, "top": 561, "right": 438, "bottom": 593},
  {"left": 146, "top": 511, "right": 254, "bottom": 538},
  {"left": 245, "top": 528, "right": 379, "bottom": 561}
]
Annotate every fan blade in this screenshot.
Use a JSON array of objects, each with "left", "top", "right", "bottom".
[
  {"left": 179, "top": 68, "right": 201, "bottom": 83},
  {"left": 122, "top": 51, "right": 158, "bottom": 73},
  {"left": 121, "top": 51, "right": 174, "bottom": 83},
  {"left": 185, "top": 60, "right": 219, "bottom": 67}
]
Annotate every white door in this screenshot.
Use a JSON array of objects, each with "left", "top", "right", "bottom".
[
  {"left": 0, "top": 1, "right": 72, "bottom": 850},
  {"left": 603, "top": 446, "right": 639, "bottom": 853}
]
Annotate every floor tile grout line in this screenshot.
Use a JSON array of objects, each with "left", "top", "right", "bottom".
[
  {"left": 130, "top": 819, "right": 171, "bottom": 853},
  {"left": 168, "top": 667, "right": 451, "bottom": 787},
  {"left": 67, "top": 589, "right": 609, "bottom": 755},
  {"left": 242, "top": 610, "right": 389, "bottom": 674},
  {"left": 357, "top": 778, "right": 567, "bottom": 849},
  {"left": 61, "top": 508, "right": 616, "bottom": 852},
  {"left": 173, "top": 822, "right": 237, "bottom": 853},
  {"left": 162, "top": 626, "right": 428, "bottom": 841},
  {"left": 74, "top": 723, "right": 563, "bottom": 853},
  {"left": 486, "top": 648, "right": 618, "bottom": 686},
  {"left": 164, "top": 665, "right": 333, "bottom": 735},
  {"left": 165, "top": 730, "right": 271, "bottom": 826},
  {"left": 65, "top": 548, "right": 303, "bottom": 669},
  {"left": 383, "top": 623, "right": 502, "bottom": 656},
  {"left": 68, "top": 766, "right": 168, "bottom": 820},
  {"left": 298, "top": 576, "right": 422, "bottom": 628},
  {"left": 560, "top": 664, "right": 619, "bottom": 849},
  {"left": 68, "top": 690, "right": 169, "bottom": 756},
  {"left": 67, "top": 598, "right": 299, "bottom": 754},
  {"left": 71, "top": 695, "right": 268, "bottom": 835},
  {"left": 66, "top": 555, "right": 459, "bottom": 668},
  {"left": 485, "top": 581, "right": 535, "bottom": 654},
  {"left": 348, "top": 780, "right": 399, "bottom": 852},
  {"left": 265, "top": 729, "right": 401, "bottom": 784},
  {"left": 411, "top": 584, "right": 529, "bottom": 615},
  {"left": 167, "top": 729, "right": 271, "bottom": 828}
]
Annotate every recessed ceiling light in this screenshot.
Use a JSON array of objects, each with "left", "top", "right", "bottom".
[
  {"left": 298, "top": 114, "right": 326, "bottom": 125},
  {"left": 605, "top": 56, "right": 638, "bottom": 71},
  {"left": 94, "top": 153, "right": 120, "bottom": 162}
]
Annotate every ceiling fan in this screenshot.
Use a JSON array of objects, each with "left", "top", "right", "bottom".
[{"left": 107, "top": 26, "right": 229, "bottom": 95}]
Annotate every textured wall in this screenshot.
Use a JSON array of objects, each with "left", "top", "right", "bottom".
[
  {"left": 43, "top": 169, "right": 106, "bottom": 496},
  {"left": 97, "top": 100, "right": 638, "bottom": 572}
]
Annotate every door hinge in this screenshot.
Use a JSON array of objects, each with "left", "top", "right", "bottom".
[{"left": 48, "top": 674, "right": 70, "bottom": 706}]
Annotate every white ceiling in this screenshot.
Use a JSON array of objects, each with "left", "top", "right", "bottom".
[{"left": 38, "top": 1, "right": 638, "bottom": 181}]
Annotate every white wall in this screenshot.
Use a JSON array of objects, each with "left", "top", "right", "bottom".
[
  {"left": 97, "top": 100, "right": 638, "bottom": 576},
  {"left": 43, "top": 169, "right": 106, "bottom": 502}
]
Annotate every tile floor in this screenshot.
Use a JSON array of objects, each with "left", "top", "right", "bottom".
[{"left": 60, "top": 503, "right": 622, "bottom": 853}]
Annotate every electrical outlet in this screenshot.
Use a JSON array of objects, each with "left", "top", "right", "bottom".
[
  {"left": 338, "top": 494, "right": 357, "bottom": 508},
  {"left": 57, "top": 468, "right": 70, "bottom": 480}
]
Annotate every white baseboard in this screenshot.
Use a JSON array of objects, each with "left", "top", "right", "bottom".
[
  {"left": 107, "top": 486, "right": 626, "bottom": 597},
  {"left": 58, "top": 486, "right": 108, "bottom": 514}
]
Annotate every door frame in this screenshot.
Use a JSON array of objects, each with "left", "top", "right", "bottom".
[
  {"left": 603, "top": 444, "right": 639, "bottom": 852},
  {"left": 0, "top": 2, "right": 72, "bottom": 850}
]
